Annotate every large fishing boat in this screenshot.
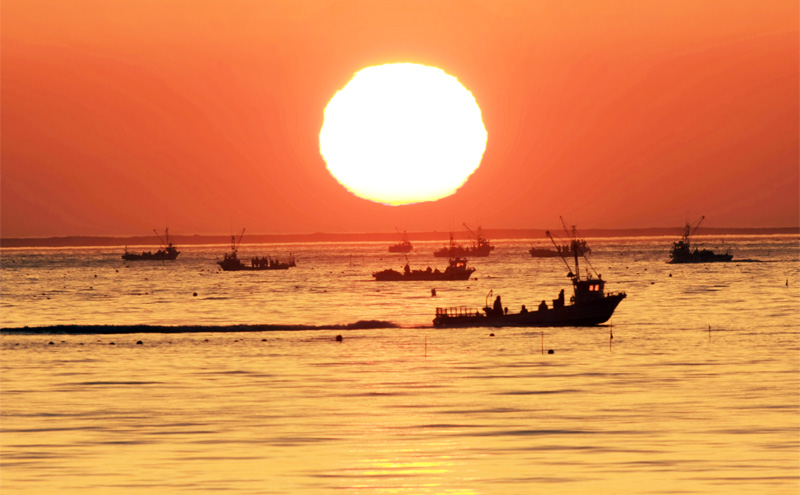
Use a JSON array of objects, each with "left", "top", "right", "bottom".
[
  {"left": 373, "top": 257, "right": 475, "bottom": 281},
  {"left": 388, "top": 230, "right": 413, "bottom": 253},
  {"left": 122, "top": 228, "right": 180, "bottom": 261},
  {"left": 433, "top": 234, "right": 625, "bottom": 327},
  {"left": 217, "top": 229, "right": 296, "bottom": 271},
  {"left": 669, "top": 216, "right": 732, "bottom": 264},
  {"left": 433, "top": 224, "right": 495, "bottom": 257}
]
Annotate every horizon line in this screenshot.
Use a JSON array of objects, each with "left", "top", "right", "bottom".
[{"left": 2, "top": 226, "right": 798, "bottom": 248}]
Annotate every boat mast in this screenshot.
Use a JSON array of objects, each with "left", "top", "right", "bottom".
[
  {"left": 559, "top": 216, "right": 574, "bottom": 239},
  {"left": 690, "top": 216, "right": 705, "bottom": 239},
  {"left": 547, "top": 231, "right": 575, "bottom": 277},
  {"left": 231, "top": 228, "right": 245, "bottom": 254},
  {"left": 462, "top": 223, "right": 479, "bottom": 242},
  {"left": 153, "top": 228, "right": 167, "bottom": 248}
]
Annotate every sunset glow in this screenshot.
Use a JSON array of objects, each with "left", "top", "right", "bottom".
[{"left": 319, "top": 63, "right": 487, "bottom": 206}]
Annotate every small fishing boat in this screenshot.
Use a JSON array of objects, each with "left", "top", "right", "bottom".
[
  {"left": 669, "top": 216, "right": 732, "bottom": 264},
  {"left": 373, "top": 257, "right": 475, "bottom": 281},
  {"left": 433, "top": 235, "right": 625, "bottom": 327},
  {"left": 388, "top": 230, "right": 413, "bottom": 253},
  {"left": 122, "top": 228, "right": 180, "bottom": 261},
  {"left": 529, "top": 217, "right": 591, "bottom": 258},
  {"left": 433, "top": 224, "right": 495, "bottom": 257},
  {"left": 217, "top": 229, "right": 296, "bottom": 271},
  {"left": 529, "top": 240, "right": 590, "bottom": 258}
]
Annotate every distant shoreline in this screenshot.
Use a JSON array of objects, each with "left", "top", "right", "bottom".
[{"left": 2, "top": 227, "right": 798, "bottom": 248}]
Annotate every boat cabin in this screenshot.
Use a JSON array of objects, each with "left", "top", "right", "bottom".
[{"left": 572, "top": 276, "right": 605, "bottom": 304}]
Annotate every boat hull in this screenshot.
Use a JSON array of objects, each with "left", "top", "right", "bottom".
[
  {"left": 373, "top": 269, "right": 474, "bottom": 281},
  {"left": 122, "top": 252, "right": 179, "bottom": 261},
  {"left": 218, "top": 264, "right": 293, "bottom": 271},
  {"left": 528, "top": 249, "right": 562, "bottom": 258},
  {"left": 217, "top": 258, "right": 295, "bottom": 271},
  {"left": 668, "top": 253, "right": 733, "bottom": 264},
  {"left": 433, "top": 293, "right": 626, "bottom": 328}
]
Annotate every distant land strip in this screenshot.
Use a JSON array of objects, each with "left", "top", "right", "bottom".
[
  {"left": 1, "top": 320, "right": 399, "bottom": 335},
  {"left": 2, "top": 227, "right": 798, "bottom": 248}
]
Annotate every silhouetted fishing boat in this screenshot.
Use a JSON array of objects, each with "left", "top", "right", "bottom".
[
  {"left": 217, "top": 229, "right": 296, "bottom": 271},
  {"left": 433, "top": 234, "right": 625, "bottom": 327},
  {"left": 433, "top": 224, "right": 494, "bottom": 257},
  {"left": 388, "top": 229, "right": 413, "bottom": 253},
  {"left": 122, "top": 228, "right": 180, "bottom": 261},
  {"left": 373, "top": 257, "right": 475, "bottom": 281},
  {"left": 529, "top": 240, "right": 590, "bottom": 258},
  {"left": 529, "top": 217, "right": 591, "bottom": 258},
  {"left": 669, "top": 216, "right": 732, "bottom": 264}
]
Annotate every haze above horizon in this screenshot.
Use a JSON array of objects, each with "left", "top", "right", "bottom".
[{"left": 2, "top": 1, "right": 798, "bottom": 237}]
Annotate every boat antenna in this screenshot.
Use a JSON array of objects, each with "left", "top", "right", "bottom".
[
  {"left": 547, "top": 231, "right": 574, "bottom": 276},
  {"left": 560, "top": 216, "right": 585, "bottom": 240},
  {"left": 153, "top": 228, "right": 167, "bottom": 248},
  {"left": 690, "top": 215, "right": 705, "bottom": 239},
  {"left": 231, "top": 228, "right": 245, "bottom": 253},
  {"left": 485, "top": 289, "right": 493, "bottom": 308},
  {"left": 559, "top": 216, "right": 572, "bottom": 238},
  {"left": 582, "top": 252, "right": 600, "bottom": 278},
  {"left": 463, "top": 223, "right": 479, "bottom": 240}
]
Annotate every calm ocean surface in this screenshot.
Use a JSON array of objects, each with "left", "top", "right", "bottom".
[{"left": 2, "top": 236, "right": 799, "bottom": 494}]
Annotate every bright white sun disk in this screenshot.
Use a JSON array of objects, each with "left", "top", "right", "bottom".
[{"left": 319, "top": 63, "right": 487, "bottom": 205}]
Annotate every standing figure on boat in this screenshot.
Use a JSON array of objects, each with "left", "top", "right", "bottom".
[{"left": 493, "top": 296, "right": 503, "bottom": 317}]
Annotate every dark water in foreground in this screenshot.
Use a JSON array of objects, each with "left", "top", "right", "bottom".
[{"left": 1, "top": 236, "right": 798, "bottom": 494}]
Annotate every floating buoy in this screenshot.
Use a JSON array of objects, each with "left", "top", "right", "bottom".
[
  {"left": 669, "top": 273, "right": 672, "bottom": 277},
  {"left": 548, "top": 349, "right": 554, "bottom": 354},
  {"left": 489, "top": 333, "right": 494, "bottom": 337},
  {"left": 48, "top": 341, "right": 54, "bottom": 345},
  {"left": 431, "top": 288, "right": 437, "bottom": 297},
  {"left": 335, "top": 334, "right": 343, "bottom": 342},
  {"left": 109, "top": 342, "right": 115, "bottom": 345},
  {"left": 136, "top": 341, "right": 143, "bottom": 345},
  {"left": 261, "top": 338, "right": 267, "bottom": 342},
  {"left": 193, "top": 292, "right": 198, "bottom": 297}
]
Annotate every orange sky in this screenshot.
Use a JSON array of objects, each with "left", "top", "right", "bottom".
[{"left": 2, "top": 0, "right": 798, "bottom": 237}]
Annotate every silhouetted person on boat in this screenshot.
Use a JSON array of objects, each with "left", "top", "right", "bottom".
[
  {"left": 554, "top": 289, "right": 565, "bottom": 309},
  {"left": 520, "top": 305, "right": 528, "bottom": 313},
  {"left": 493, "top": 296, "right": 503, "bottom": 317},
  {"left": 404, "top": 263, "right": 411, "bottom": 275},
  {"left": 539, "top": 300, "right": 548, "bottom": 311}
]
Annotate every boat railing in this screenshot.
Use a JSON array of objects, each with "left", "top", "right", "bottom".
[{"left": 435, "top": 306, "right": 482, "bottom": 318}]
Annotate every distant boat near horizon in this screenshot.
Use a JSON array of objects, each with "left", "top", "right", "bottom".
[
  {"left": 373, "top": 257, "right": 475, "bottom": 281},
  {"left": 529, "top": 217, "right": 592, "bottom": 258},
  {"left": 121, "top": 228, "right": 180, "bottom": 261},
  {"left": 388, "top": 229, "right": 413, "bottom": 253},
  {"left": 669, "top": 216, "right": 733, "bottom": 264},
  {"left": 433, "top": 224, "right": 495, "bottom": 258},
  {"left": 217, "top": 228, "right": 296, "bottom": 271}
]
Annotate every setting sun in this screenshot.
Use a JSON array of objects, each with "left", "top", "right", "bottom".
[{"left": 319, "top": 63, "right": 487, "bottom": 206}]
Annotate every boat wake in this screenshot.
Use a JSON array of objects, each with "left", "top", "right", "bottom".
[{"left": 1, "top": 320, "right": 399, "bottom": 335}]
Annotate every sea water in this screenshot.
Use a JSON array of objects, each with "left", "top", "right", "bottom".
[{"left": 1, "top": 236, "right": 798, "bottom": 494}]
